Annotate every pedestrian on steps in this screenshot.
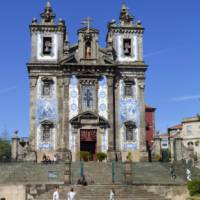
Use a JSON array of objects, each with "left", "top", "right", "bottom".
[
  {"left": 170, "top": 165, "right": 176, "bottom": 180},
  {"left": 67, "top": 187, "right": 76, "bottom": 200},
  {"left": 186, "top": 168, "right": 192, "bottom": 181},
  {"left": 53, "top": 186, "right": 60, "bottom": 200},
  {"left": 109, "top": 189, "right": 116, "bottom": 200}
]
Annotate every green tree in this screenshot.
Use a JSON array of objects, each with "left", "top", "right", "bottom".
[{"left": 0, "top": 139, "right": 11, "bottom": 162}]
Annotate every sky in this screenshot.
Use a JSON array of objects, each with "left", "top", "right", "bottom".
[{"left": 0, "top": 0, "right": 200, "bottom": 137}]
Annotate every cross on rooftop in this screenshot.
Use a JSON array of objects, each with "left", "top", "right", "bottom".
[{"left": 81, "top": 17, "right": 93, "bottom": 32}]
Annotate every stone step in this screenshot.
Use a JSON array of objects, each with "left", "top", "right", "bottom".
[{"left": 34, "top": 185, "right": 170, "bottom": 200}]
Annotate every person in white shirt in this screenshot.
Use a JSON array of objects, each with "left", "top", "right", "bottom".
[
  {"left": 53, "top": 187, "right": 60, "bottom": 200},
  {"left": 53, "top": 154, "right": 58, "bottom": 163},
  {"left": 186, "top": 168, "right": 192, "bottom": 181},
  {"left": 109, "top": 189, "right": 116, "bottom": 200},
  {"left": 67, "top": 187, "right": 76, "bottom": 200}
]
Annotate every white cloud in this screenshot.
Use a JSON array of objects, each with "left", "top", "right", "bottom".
[
  {"left": 170, "top": 95, "right": 200, "bottom": 102},
  {"left": 0, "top": 86, "right": 17, "bottom": 94}
]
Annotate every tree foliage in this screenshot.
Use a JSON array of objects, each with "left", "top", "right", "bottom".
[{"left": 0, "top": 139, "right": 11, "bottom": 162}]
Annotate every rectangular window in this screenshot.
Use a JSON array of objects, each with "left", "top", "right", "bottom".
[
  {"left": 43, "top": 37, "right": 52, "bottom": 55},
  {"left": 42, "top": 82, "right": 51, "bottom": 96},
  {"left": 123, "top": 39, "right": 131, "bottom": 56},
  {"left": 42, "top": 79, "right": 54, "bottom": 97},
  {"left": 125, "top": 83, "right": 133, "bottom": 97},
  {"left": 126, "top": 128, "right": 133, "bottom": 141},
  {"left": 42, "top": 126, "right": 51, "bottom": 142}
]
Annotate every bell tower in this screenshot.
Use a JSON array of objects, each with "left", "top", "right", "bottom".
[
  {"left": 106, "top": 4, "right": 148, "bottom": 161},
  {"left": 107, "top": 4, "right": 144, "bottom": 63},
  {"left": 27, "top": 1, "right": 69, "bottom": 159},
  {"left": 30, "top": 1, "right": 67, "bottom": 62}
]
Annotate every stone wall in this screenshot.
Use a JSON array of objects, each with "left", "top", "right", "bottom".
[
  {"left": 0, "top": 185, "right": 26, "bottom": 200},
  {"left": 144, "top": 185, "right": 189, "bottom": 200}
]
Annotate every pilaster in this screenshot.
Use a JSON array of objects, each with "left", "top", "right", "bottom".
[
  {"left": 114, "top": 78, "right": 120, "bottom": 151},
  {"left": 63, "top": 76, "right": 70, "bottom": 150},
  {"left": 138, "top": 33, "right": 144, "bottom": 62},
  {"left": 107, "top": 76, "right": 115, "bottom": 152},
  {"left": 29, "top": 76, "right": 38, "bottom": 150},
  {"left": 138, "top": 78, "right": 147, "bottom": 160},
  {"left": 57, "top": 76, "right": 64, "bottom": 150}
]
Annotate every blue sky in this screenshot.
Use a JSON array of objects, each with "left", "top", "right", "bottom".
[{"left": 0, "top": 0, "right": 200, "bottom": 137}]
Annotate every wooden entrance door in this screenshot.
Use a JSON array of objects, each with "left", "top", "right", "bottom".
[{"left": 80, "top": 129, "right": 97, "bottom": 161}]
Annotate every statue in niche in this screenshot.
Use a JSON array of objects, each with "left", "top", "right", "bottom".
[{"left": 85, "top": 41, "right": 91, "bottom": 59}]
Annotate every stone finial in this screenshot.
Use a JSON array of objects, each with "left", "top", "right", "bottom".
[
  {"left": 40, "top": 0, "right": 56, "bottom": 24},
  {"left": 32, "top": 18, "right": 37, "bottom": 25},
  {"left": 12, "top": 130, "right": 19, "bottom": 139},
  {"left": 59, "top": 18, "right": 65, "bottom": 26},
  {"left": 46, "top": 0, "right": 51, "bottom": 8},
  {"left": 119, "top": 3, "right": 134, "bottom": 25}
]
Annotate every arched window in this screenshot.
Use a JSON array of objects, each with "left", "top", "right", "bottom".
[{"left": 85, "top": 41, "right": 91, "bottom": 59}]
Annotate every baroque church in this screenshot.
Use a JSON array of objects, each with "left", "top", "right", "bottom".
[{"left": 26, "top": 1, "right": 149, "bottom": 162}]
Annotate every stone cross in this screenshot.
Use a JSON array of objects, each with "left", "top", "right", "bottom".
[
  {"left": 81, "top": 17, "right": 93, "bottom": 32},
  {"left": 84, "top": 89, "right": 93, "bottom": 107}
]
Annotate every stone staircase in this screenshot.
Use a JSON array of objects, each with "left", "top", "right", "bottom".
[
  {"left": 34, "top": 185, "right": 170, "bottom": 200},
  {"left": 71, "top": 162, "right": 114, "bottom": 184},
  {"left": 0, "top": 161, "right": 191, "bottom": 185}
]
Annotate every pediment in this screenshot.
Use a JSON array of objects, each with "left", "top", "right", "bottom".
[{"left": 70, "top": 111, "right": 109, "bottom": 128}]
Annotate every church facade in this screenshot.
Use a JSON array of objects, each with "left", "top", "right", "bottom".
[{"left": 27, "top": 2, "right": 148, "bottom": 161}]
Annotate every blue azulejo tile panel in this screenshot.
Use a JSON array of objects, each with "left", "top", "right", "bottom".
[
  {"left": 69, "top": 75, "right": 79, "bottom": 119},
  {"left": 98, "top": 76, "right": 108, "bottom": 119},
  {"left": 36, "top": 99, "right": 58, "bottom": 123}
]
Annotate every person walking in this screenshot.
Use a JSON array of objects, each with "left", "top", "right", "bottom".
[
  {"left": 53, "top": 186, "right": 60, "bottom": 200},
  {"left": 109, "top": 189, "right": 116, "bottom": 200},
  {"left": 170, "top": 165, "right": 176, "bottom": 180},
  {"left": 186, "top": 168, "right": 192, "bottom": 181},
  {"left": 67, "top": 187, "right": 76, "bottom": 200}
]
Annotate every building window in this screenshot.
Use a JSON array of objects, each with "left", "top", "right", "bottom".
[
  {"left": 125, "top": 121, "right": 136, "bottom": 142},
  {"left": 42, "top": 79, "right": 54, "bottom": 97},
  {"left": 41, "top": 121, "right": 53, "bottom": 142},
  {"left": 124, "top": 81, "right": 135, "bottom": 97},
  {"left": 81, "top": 85, "right": 96, "bottom": 111},
  {"left": 43, "top": 37, "right": 52, "bottom": 55},
  {"left": 123, "top": 39, "right": 131, "bottom": 56}
]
